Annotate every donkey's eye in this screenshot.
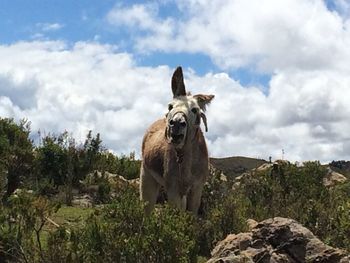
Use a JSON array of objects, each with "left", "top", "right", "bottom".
[
  {"left": 168, "top": 104, "right": 173, "bottom": 111},
  {"left": 191, "top": 108, "right": 199, "bottom": 114}
]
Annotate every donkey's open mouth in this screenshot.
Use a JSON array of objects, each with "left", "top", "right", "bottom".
[
  {"left": 167, "top": 111, "right": 187, "bottom": 145},
  {"left": 170, "top": 134, "right": 184, "bottom": 144}
]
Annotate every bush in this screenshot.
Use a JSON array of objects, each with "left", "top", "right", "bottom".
[
  {"left": 71, "top": 187, "right": 198, "bottom": 263},
  {"left": 0, "top": 118, "right": 34, "bottom": 201},
  {"left": 196, "top": 161, "right": 350, "bottom": 255},
  {"left": 0, "top": 191, "right": 59, "bottom": 262},
  {"left": 46, "top": 226, "right": 74, "bottom": 263},
  {"left": 35, "top": 131, "right": 103, "bottom": 189},
  {"left": 112, "top": 153, "right": 141, "bottom": 180},
  {"left": 234, "top": 161, "right": 350, "bottom": 251},
  {"left": 197, "top": 169, "right": 248, "bottom": 256},
  {"left": 96, "top": 178, "right": 111, "bottom": 204},
  {"left": 1, "top": 186, "right": 198, "bottom": 263}
]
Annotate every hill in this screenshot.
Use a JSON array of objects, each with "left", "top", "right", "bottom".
[{"left": 210, "top": 156, "right": 267, "bottom": 179}]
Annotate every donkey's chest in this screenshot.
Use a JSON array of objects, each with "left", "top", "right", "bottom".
[{"left": 166, "top": 161, "right": 198, "bottom": 186}]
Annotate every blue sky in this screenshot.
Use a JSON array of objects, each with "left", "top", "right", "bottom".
[
  {"left": 0, "top": 0, "right": 116, "bottom": 43},
  {"left": 1, "top": 0, "right": 350, "bottom": 162}
]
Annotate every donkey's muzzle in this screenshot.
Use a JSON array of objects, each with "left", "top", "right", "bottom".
[{"left": 168, "top": 113, "right": 187, "bottom": 144}]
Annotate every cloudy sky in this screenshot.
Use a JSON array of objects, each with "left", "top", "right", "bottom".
[{"left": 1, "top": 0, "right": 350, "bottom": 163}]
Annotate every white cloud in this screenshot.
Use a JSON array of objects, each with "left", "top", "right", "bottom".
[
  {"left": 36, "top": 23, "right": 64, "bottom": 32},
  {"left": 107, "top": 0, "right": 350, "bottom": 73},
  {"left": 1, "top": 40, "right": 349, "bottom": 163},
  {"left": 106, "top": 3, "right": 174, "bottom": 48},
  {"left": 0, "top": 41, "right": 172, "bottom": 154},
  {"left": 107, "top": 4, "right": 158, "bottom": 31}
]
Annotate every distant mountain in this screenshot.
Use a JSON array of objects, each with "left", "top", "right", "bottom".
[{"left": 209, "top": 156, "right": 267, "bottom": 179}]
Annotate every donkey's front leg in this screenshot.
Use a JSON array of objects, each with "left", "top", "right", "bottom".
[
  {"left": 187, "top": 182, "right": 204, "bottom": 214},
  {"left": 140, "top": 166, "right": 160, "bottom": 215},
  {"left": 167, "top": 185, "right": 185, "bottom": 210}
]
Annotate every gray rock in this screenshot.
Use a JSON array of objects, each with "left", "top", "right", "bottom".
[
  {"left": 207, "top": 217, "right": 349, "bottom": 263},
  {"left": 72, "top": 194, "right": 93, "bottom": 207},
  {"left": 323, "top": 168, "right": 347, "bottom": 187}
]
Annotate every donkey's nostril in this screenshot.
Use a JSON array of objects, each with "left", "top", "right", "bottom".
[
  {"left": 180, "top": 121, "right": 186, "bottom": 127},
  {"left": 169, "top": 119, "right": 175, "bottom": 126}
]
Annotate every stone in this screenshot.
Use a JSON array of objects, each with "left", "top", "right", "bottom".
[
  {"left": 207, "top": 217, "right": 349, "bottom": 263},
  {"left": 71, "top": 194, "right": 93, "bottom": 208},
  {"left": 323, "top": 168, "right": 347, "bottom": 187}
]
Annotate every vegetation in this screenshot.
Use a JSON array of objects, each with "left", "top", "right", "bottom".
[
  {"left": 0, "top": 117, "right": 349, "bottom": 262},
  {"left": 0, "top": 118, "right": 33, "bottom": 201}
]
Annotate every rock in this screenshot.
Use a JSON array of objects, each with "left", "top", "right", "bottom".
[
  {"left": 72, "top": 194, "right": 93, "bottom": 207},
  {"left": 85, "top": 170, "right": 119, "bottom": 183},
  {"left": 12, "top": 188, "right": 34, "bottom": 198},
  {"left": 207, "top": 217, "right": 349, "bottom": 263},
  {"left": 323, "top": 168, "right": 347, "bottom": 187},
  {"left": 255, "top": 163, "right": 274, "bottom": 172},
  {"left": 247, "top": 219, "right": 258, "bottom": 230},
  {"left": 84, "top": 170, "right": 140, "bottom": 191},
  {"left": 209, "top": 164, "right": 228, "bottom": 182},
  {"left": 255, "top": 160, "right": 290, "bottom": 174},
  {"left": 129, "top": 178, "right": 140, "bottom": 189},
  {"left": 109, "top": 175, "right": 139, "bottom": 190}
]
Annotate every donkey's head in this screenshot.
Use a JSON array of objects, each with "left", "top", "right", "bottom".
[{"left": 165, "top": 67, "right": 214, "bottom": 148}]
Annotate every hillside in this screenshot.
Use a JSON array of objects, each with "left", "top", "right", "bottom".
[{"left": 210, "top": 156, "right": 267, "bottom": 179}]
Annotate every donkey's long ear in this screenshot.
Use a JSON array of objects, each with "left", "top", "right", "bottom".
[
  {"left": 171, "top": 66, "right": 186, "bottom": 98},
  {"left": 194, "top": 94, "right": 214, "bottom": 111}
]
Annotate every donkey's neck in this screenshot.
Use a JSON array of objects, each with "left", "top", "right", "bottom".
[
  {"left": 175, "top": 148, "right": 185, "bottom": 163},
  {"left": 174, "top": 127, "right": 201, "bottom": 164}
]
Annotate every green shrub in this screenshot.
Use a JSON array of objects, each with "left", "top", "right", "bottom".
[
  {"left": 0, "top": 191, "right": 59, "bottom": 262},
  {"left": 197, "top": 169, "right": 248, "bottom": 256},
  {"left": 72, "top": 187, "right": 198, "bottom": 263},
  {"left": 96, "top": 178, "right": 111, "bottom": 204},
  {"left": 46, "top": 226, "right": 75, "bottom": 263},
  {"left": 39, "top": 187, "right": 197, "bottom": 263},
  {"left": 0, "top": 118, "right": 34, "bottom": 201},
  {"left": 197, "top": 161, "right": 350, "bottom": 255},
  {"left": 235, "top": 161, "right": 350, "bottom": 251},
  {"left": 113, "top": 153, "right": 141, "bottom": 180}
]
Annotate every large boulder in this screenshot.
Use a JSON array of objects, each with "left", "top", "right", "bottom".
[
  {"left": 323, "top": 168, "right": 348, "bottom": 187},
  {"left": 207, "top": 217, "right": 349, "bottom": 263}
]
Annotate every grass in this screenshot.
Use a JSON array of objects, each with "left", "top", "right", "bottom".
[
  {"left": 51, "top": 205, "right": 94, "bottom": 226},
  {"left": 40, "top": 205, "right": 94, "bottom": 248}
]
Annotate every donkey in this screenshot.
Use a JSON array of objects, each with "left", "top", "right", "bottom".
[{"left": 140, "top": 66, "right": 214, "bottom": 214}]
